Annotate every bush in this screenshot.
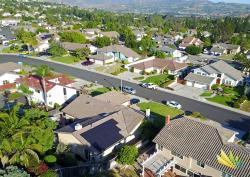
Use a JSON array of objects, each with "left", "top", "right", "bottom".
[
  {"left": 211, "top": 84, "right": 220, "bottom": 91},
  {"left": 233, "top": 101, "right": 241, "bottom": 108},
  {"left": 27, "top": 162, "right": 49, "bottom": 176},
  {"left": 185, "top": 45, "right": 202, "bottom": 55},
  {"left": 116, "top": 145, "right": 138, "bottom": 165},
  {"left": 54, "top": 103, "right": 60, "bottom": 109},
  {"left": 39, "top": 170, "right": 58, "bottom": 177},
  {"left": 57, "top": 153, "right": 78, "bottom": 167},
  {"left": 44, "top": 155, "right": 57, "bottom": 166}
]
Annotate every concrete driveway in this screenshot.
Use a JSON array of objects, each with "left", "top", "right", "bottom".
[{"left": 169, "top": 83, "right": 204, "bottom": 99}]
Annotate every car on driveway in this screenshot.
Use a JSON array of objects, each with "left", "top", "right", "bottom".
[
  {"left": 140, "top": 83, "right": 157, "bottom": 90},
  {"left": 82, "top": 61, "right": 94, "bottom": 66},
  {"left": 121, "top": 86, "right": 136, "bottom": 94},
  {"left": 166, "top": 100, "right": 182, "bottom": 109}
]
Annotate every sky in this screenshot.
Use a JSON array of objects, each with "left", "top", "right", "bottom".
[{"left": 211, "top": 0, "right": 250, "bottom": 4}]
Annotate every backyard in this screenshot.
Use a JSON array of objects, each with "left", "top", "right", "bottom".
[{"left": 142, "top": 74, "right": 175, "bottom": 87}]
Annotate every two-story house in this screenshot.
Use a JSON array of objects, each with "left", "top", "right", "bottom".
[
  {"left": 185, "top": 60, "right": 243, "bottom": 90},
  {"left": 16, "top": 75, "right": 77, "bottom": 108},
  {"left": 96, "top": 44, "right": 141, "bottom": 63},
  {"left": 141, "top": 117, "right": 250, "bottom": 177},
  {"left": 179, "top": 37, "right": 203, "bottom": 50}
]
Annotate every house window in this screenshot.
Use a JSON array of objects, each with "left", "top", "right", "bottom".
[
  {"left": 221, "top": 172, "right": 233, "bottom": 177},
  {"left": 175, "top": 164, "right": 186, "bottom": 174},
  {"left": 158, "top": 145, "right": 163, "bottom": 151},
  {"left": 63, "top": 87, "right": 67, "bottom": 95},
  {"left": 171, "top": 151, "right": 183, "bottom": 159},
  {"left": 197, "top": 161, "right": 205, "bottom": 168},
  {"left": 188, "top": 170, "right": 201, "bottom": 177},
  {"left": 3, "top": 80, "right": 9, "bottom": 85},
  {"left": 36, "top": 90, "right": 40, "bottom": 93}
]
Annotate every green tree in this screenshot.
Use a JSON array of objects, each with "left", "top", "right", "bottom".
[
  {"left": 116, "top": 145, "right": 138, "bottom": 165},
  {"left": 34, "top": 65, "right": 51, "bottom": 111},
  {"left": 48, "top": 43, "right": 67, "bottom": 57},
  {"left": 59, "top": 32, "right": 86, "bottom": 43},
  {"left": 94, "top": 36, "right": 111, "bottom": 48},
  {"left": 36, "top": 27, "right": 49, "bottom": 34},
  {"left": 16, "top": 28, "right": 38, "bottom": 51},
  {"left": 75, "top": 48, "right": 90, "bottom": 60},
  {"left": 39, "top": 170, "right": 58, "bottom": 177},
  {"left": 18, "top": 84, "right": 33, "bottom": 106},
  {"left": 185, "top": 45, "right": 202, "bottom": 55},
  {"left": 140, "top": 36, "right": 155, "bottom": 52}
]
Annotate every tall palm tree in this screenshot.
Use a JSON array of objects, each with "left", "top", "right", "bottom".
[
  {"left": 18, "top": 84, "right": 34, "bottom": 106},
  {"left": 34, "top": 65, "right": 51, "bottom": 111}
]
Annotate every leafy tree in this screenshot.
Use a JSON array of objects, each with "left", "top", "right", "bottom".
[
  {"left": 48, "top": 43, "right": 67, "bottom": 57},
  {"left": 59, "top": 32, "right": 86, "bottom": 44},
  {"left": 39, "top": 170, "right": 58, "bottom": 177},
  {"left": 34, "top": 65, "right": 52, "bottom": 111},
  {"left": 185, "top": 45, "right": 202, "bottom": 55},
  {"left": 233, "top": 53, "right": 250, "bottom": 72},
  {"left": 18, "top": 84, "right": 33, "bottom": 106},
  {"left": 140, "top": 36, "right": 155, "bottom": 52},
  {"left": 116, "top": 145, "right": 138, "bottom": 165},
  {"left": 75, "top": 47, "right": 90, "bottom": 60},
  {"left": 16, "top": 28, "right": 38, "bottom": 51},
  {"left": 0, "top": 166, "right": 30, "bottom": 177},
  {"left": 94, "top": 36, "right": 111, "bottom": 48},
  {"left": 36, "top": 27, "right": 49, "bottom": 34},
  {"left": 150, "top": 50, "right": 166, "bottom": 59}
]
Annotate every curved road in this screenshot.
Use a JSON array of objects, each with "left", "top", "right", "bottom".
[{"left": 0, "top": 54, "right": 249, "bottom": 131}]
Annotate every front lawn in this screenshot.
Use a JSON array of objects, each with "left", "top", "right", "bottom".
[
  {"left": 200, "top": 91, "right": 213, "bottom": 97},
  {"left": 142, "top": 74, "right": 175, "bottom": 87},
  {"left": 91, "top": 87, "right": 112, "bottom": 96},
  {"left": 50, "top": 56, "right": 80, "bottom": 64},
  {"left": 138, "top": 102, "right": 184, "bottom": 126}
]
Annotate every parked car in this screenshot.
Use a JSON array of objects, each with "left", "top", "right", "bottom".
[
  {"left": 166, "top": 100, "right": 182, "bottom": 109},
  {"left": 140, "top": 83, "right": 157, "bottom": 90},
  {"left": 121, "top": 86, "right": 136, "bottom": 94},
  {"left": 82, "top": 61, "right": 94, "bottom": 66},
  {"left": 130, "top": 98, "right": 140, "bottom": 105}
]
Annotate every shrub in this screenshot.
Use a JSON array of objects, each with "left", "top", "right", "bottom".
[
  {"left": 211, "top": 84, "right": 220, "bottom": 91},
  {"left": 54, "top": 103, "right": 60, "bottom": 109},
  {"left": 39, "top": 170, "right": 58, "bottom": 177},
  {"left": 116, "top": 145, "right": 138, "bottom": 165},
  {"left": 185, "top": 45, "right": 202, "bottom": 55},
  {"left": 27, "top": 162, "right": 49, "bottom": 176},
  {"left": 44, "top": 155, "right": 57, "bottom": 166},
  {"left": 233, "top": 101, "right": 241, "bottom": 108}
]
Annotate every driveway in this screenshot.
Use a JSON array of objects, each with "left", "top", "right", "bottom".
[{"left": 169, "top": 83, "right": 204, "bottom": 99}]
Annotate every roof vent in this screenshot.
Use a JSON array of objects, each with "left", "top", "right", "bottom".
[{"left": 74, "top": 123, "right": 82, "bottom": 131}]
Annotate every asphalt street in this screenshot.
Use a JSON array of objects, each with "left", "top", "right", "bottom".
[{"left": 0, "top": 54, "right": 250, "bottom": 131}]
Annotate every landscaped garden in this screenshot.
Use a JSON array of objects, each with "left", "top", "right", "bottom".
[
  {"left": 142, "top": 74, "right": 175, "bottom": 87},
  {"left": 50, "top": 55, "right": 80, "bottom": 64},
  {"left": 200, "top": 91, "right": 213, "bottom": 97}
]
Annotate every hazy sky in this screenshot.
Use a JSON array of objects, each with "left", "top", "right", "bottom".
[{"left": 211, "top": 0, "right": 250, "bottom": 4}]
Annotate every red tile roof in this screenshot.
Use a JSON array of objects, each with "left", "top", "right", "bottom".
[{"left": 47, "top": 74, "right": 75, "bottom": 86}]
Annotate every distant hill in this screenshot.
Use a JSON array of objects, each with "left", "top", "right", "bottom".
[{"left": 47, "top": 0, "right": 250, "bottom": 16}]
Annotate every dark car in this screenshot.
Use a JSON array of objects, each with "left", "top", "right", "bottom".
[
  {"left": 130, "top": 98, "right": 140, "bottom": 105},
  {"left": 82, "top": 61, "right": 94, "bottom": 66}
]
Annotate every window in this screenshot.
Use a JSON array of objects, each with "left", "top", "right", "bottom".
[
  {"left": 171, "top": 151, "right": 183, "bottom": 159},
  {"left": 188, "top": 170, "right": 201, "bottom": 177},
  {"left": 36, "top": 90, "right": 40, "bottom": 93},
  {"left": 197, "top": 161, "right": 205, "bottom": 168},
  {"left": 3, "top": 80, "right": 9, "bottom": 85},
  {"left": 222, "top": 173, "right": 233, "bottom": 177},
  {"left": 175, "top": 164, "right": 186, "bottom": 174},
  {"left": 63, "top": 87, "right": 67, "bottom": 95},
  {"left": 158, "top": 145, "right": 163, "bottom": 151},
  {"left": 175, "top": 164, "right": 180, "bottom": 170}
]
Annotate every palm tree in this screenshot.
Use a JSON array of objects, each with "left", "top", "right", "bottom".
[
  {"left": 18, "top": 84, "right": 33, "bottom": 106},
  {"left": 34, "top": 65, "right": 51, "bottom": 111}
]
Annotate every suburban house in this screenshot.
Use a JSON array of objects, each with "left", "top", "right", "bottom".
[
  {"left": 0, "top": 26, "right": 16, "bottom": 46},
  {"left": 88, "top": 54, "right": 114, "bottom": 65},
  {"left": 133, "top": 29, "right": 147, "bottom": 41},
  {"left": 153, "top": 35, "right": 175, "bottom": 47},
  {"left": 185, "top": 60, "right": 243, "bottom": 89},
  {"left": 210, "top": 43, "right": 241, "bottom": 56},
  {"left": 97, "top": 44, "right": 141, "bottom": 63},
  {"left": 141, "top": 117, "right": 250, "bottom": 177},
  {"left": 35, "top": 33, "right": 52, "bottom": 53},
  {"left": 60, "top": 42, "right": 97, "bottom": 54},
  {"left": 82, "top": 28, "right": 101, "bottom": 40},
  {"left": 57, "top": 91, "right": 144, "bottom": 161},
  {"left": 127, "top": 57, "right": 188, "bottom": 75},
  {"left": 0, "top": 62, "right": 23, "bottom": 89},
  {"left": 158, "top": 46, "right": 182, "bottom": 58},
  {"left": 0, "top": 18, "right": 20, "bottom": 26},
  {"left": 100, "top": 31, "right": 120, "bottom": 39},
  {"left": 179, "top": 37, "right": 203, "bottom": 50},
  {"left": 16, "top": 75, "right": 78, "bottom": 108}
]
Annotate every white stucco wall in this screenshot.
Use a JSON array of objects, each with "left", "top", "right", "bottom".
[{"left": 0, "top": 73, "right": 20, "bottom": 85}]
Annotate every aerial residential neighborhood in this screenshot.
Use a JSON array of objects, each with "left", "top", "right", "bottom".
[{"left": 0, "top": 0, "right": 250, "bottom": 177}]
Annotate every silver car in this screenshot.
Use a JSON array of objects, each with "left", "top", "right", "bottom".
[
  {"left": 122, "top": 86, "right": 136, "bottom": 94},
  {"left": 166, "top": 100, "right": 182, "bottom": 109}
]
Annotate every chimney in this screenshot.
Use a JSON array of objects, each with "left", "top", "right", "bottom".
[{"left": 166, "top": 115, "right": 170, "bottom": 125}]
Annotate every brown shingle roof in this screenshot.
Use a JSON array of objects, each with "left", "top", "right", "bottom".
[
  {"left": 153, "top": 117, "right": 250, "bottom": 177},
  {"left": 94, "top": 91, "right": 130, "bottom": 105}
]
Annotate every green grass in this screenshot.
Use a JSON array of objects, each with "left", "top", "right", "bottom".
[
  {"left": 2, "top": 47, "right": 20, "bottom": 54},
  {"left": 133, "top": 76, "right": 144, "bottom": 80},
  {"left": 50, "top": 56, "right": 79, "bottom": 64},
  {"left": 8, "top": 92, "right": 24, "bottom": 101},
  {"left": 111, "top": 67, "right": 128, "bottom": 76},
  {"left": 241, "top": 100, "right": 250, "bottom": 113},
  {"left": 138, "top": 102, "right": 184, "bottom": 127},
  {"left": 91, "top": 87, "right": 112, "bottom": 96},
  {"left": 218, "top": 54, "right": 235, "bottom": 60},
  {"left": 142, "top": 74, "right": 175, "bottom": 87},
  {"left": 200, "top": 91, "right": 213, "bottom": 97}
]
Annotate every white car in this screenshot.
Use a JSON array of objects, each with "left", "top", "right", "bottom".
[
  {"left": 166, "top": 101, "right": 182, "bottom": 109},
  {"left": 121, "top": 86, "right": 136, "bottom": 94},
  {"left": 141, "top": 83, "right": 157, "bottom": 90}
]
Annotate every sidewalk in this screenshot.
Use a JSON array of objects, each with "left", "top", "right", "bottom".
[{"left": 2, "top": 53, "right": 250, "bottom": 117}]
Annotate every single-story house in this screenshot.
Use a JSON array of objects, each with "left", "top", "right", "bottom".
[
  {"left": 158, "top": 46, "right": 182, "bottom": 58},
  {"left": 179, "top": 37, "right": 203, "bottom": 50},
  {"left": 88, "top": 54, "right": 114, "bottom": 65},
  {"left": 0, "top": 18, "right": 20, "bottom": 26},
  {"left": 58, "top": 91, "right": 144, "bottom": 161},
  {"left": 82, "top": 28, "right": 101, "bottom": 40},
  {"left": 60, "top": 42, "right": 97, "bottom": 54},
  {"left": 99, "top": 31, "right": 120, "bottom": 39},
  {"left": 0, "top": 26, "right": 16, "bottom": 46},
  {"left": 210, "top": 43, "right": 241, "bottom": 55},
  {"left": 0, "top": 62, "right": 23, "bottom": 87},
  {"left": 141, "top": 117, "right": 250, "bottom": 177},
  {"left": 185, "top": 60, "right": 243, "bottom": 89},
  {"left": 16, "top": 75, "right": 77, "bottom": 108},
  {"left": 97, "top": 44, "right": 141, "bottom": 63},
  {"left": 128, "top": 58, "right": 188, "bottom": 75}
]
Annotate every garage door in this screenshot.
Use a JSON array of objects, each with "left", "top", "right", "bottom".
[{"left": 194, "top": 82, "right": 208, "bottom": 89}]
